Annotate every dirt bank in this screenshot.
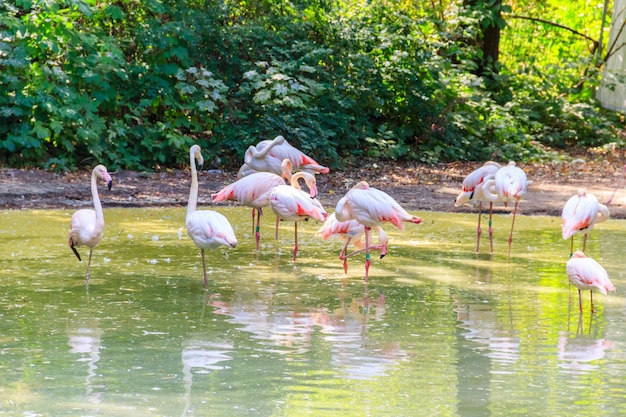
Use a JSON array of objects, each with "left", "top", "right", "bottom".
[{"left": 1, "top": 158, "right": 625, "bottom": 218}]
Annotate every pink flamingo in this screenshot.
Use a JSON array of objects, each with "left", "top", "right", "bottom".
[
  {"left": 269, "top": 171, "right": 328, "bottom": 260},
  {"left": 238, "top": 135, "right": 329, "bottom": 178},
  {"left": 482, "top": 161, "right": 528, "bottom": 258},
  {"left": 317, "top": 212, "right": 388, "bottom": 274},
  {"left": 186, "top": 145, "right": 238, "bottom": 288},
  {"left": 562, "top": 189, "right": 610, "bottom": 256},
  {"left": 334, "top": 181, "right": 422, "bottom": 282},
  {"left": 68, "top": 164, "right": 113, "bottom": 283},
  {"left": 566, "top": 251, "right": 615, "bottom": 313},
  {"left": 212, "top": 159, "right": 293, "bottom": 250},
  {"left": 455, "top": 161, "right": 501, "bottom": 253}
]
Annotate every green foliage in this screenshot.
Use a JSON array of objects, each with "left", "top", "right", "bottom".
[{"left": 0, "top": 0, "right": 623, "bottom": 171}]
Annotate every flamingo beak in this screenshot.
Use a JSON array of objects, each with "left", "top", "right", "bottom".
[{"left": 107, "top": 180, "right": 112, "bottom": 191}]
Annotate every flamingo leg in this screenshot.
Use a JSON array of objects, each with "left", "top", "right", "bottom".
[
  {"left": 578, "top": 289, "right": 583, "bottom": 313},
  {"left": 475, "top": 202, "right": 482, "bottom": 253},
  {"left": 583, "top": 233, "right": 588, "bottom": 253},
  {"left": 293, "top": 222, "right": 298, "bottom": 261},
  {"left": 488, "top": 202, "right": 494, "bottom": 254},
  {"left": 339, "top": 237, "right": 352, "bottom": 274},
  {"left": 570, "top": 237, "right": 574, "bottom": 258},
  {"left": 201, "top": 248, "right": 208, "bottom": 289},
  {"left": 255, "top": 208, "right": 262, "bottom": 251},
  {"left": 275, "top": 216, "right": 280, "bottom": 240},
  {"left": 507, "top": 201, "right": 519, "bottom": 260},
  {"left": 85, "top": 248, "right": 94, "bottom": 283},
  {"left": 364, "top": 226, "right": 372, "bottom": 283},
  {"left": 251, "top": 208, "right": 256, "bottom": 235},
  {"left": 590, "top": 290, "right": 594, "bottom": 313}
]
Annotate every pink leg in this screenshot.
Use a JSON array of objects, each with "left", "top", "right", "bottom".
[
  {"left": 578, "top": 289, "right": 583, "bottom": 313},
  {"left": 507, "top": 202, "right": 518, "bottom": 260},
  {"left": 570, "top": 237, "right": 574, "bottom": 258},
  {"left": 364, "top": 226, "right": 371, "bottom": 283},
  {"left": 488, "top": 203, "right": 494, "bottom": 254},
  {"left": 476, "top": 202, "right": 482, "bottom": 253},
  {"left": 339, "top": 238, "right": 352, "bottom": 274},
  {"left": 292, "top": 222, "right": 298, "bottom": 261},
  {"left": 201, "top": 248, "right": 208, "bottom": 289},
  {"left": 275, "top": 216, "right": 280, "bottom": 240},
  {"left": 251, "top": 208, "right": 256, "bottom": 235}
]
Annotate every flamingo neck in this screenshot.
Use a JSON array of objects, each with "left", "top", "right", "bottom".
[
  {"left": 91, "top": 169, "right": 105, "bottom": 228},
  {"left": 187, "top": 152, "right": 199, "bottom": 216}
]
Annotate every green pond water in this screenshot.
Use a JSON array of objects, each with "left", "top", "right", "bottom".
[{"left": 1, "top": 207, "right": 625, "bottom": 416}]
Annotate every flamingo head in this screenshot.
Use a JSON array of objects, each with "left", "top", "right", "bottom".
[{"left": 94, "top": 165, "right": 113, "bottom": 190}]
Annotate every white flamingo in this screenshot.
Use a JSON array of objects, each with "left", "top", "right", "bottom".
[
  {"left": 566, "top": 251, "right": 615, "bottom": 313},
  {"left": 212, "top": 159, "right": 293, "bottom": 250},
  {"left": 562, "top": 189, "right": 610, "bottom": 256},
  {"left": 334, "top": 181, "right": 422, "bottom": 282},
  {"left": 186, "top": 145, "right": 237, "bottom": 288},
  {"left": 455, "top": 161, "right": 501, "bottom": 253},
  {"left": 237, "top": 135, "right": 329, "bottom": 178},
  {"left": 68, "top": 164, "right": 113, "bottom": 283},
  {"left": 269, "top": 171, "right": 328, "bottom": 260},
  {"left": 482, "top": 161, "right": 528, "bottom": 258}
]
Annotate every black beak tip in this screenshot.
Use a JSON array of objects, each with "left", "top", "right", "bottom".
[
  {"left": 379, "top": 254, "right": 386, "bottom": 259},
  {"left": 107, "top": 181, "right": 112, "bottom": 191}
]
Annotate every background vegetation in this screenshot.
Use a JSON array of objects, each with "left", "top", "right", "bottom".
[{"left": 0, "top": 0, "right": 624, "bottom": 171}]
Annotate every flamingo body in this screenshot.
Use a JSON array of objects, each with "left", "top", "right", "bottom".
[
  {"left": 455, "top": 161, "right": 501, "bottom": 253},
  {"left": 68, "top": 164, "right": 112, "bottom": 282},
  {"left": 269, "top": 171, "right": 328, "bottom": 260},
  {"left": 187, "top": 145, "right": 237, "bottom": 288},
  {"left": 566, "top": 251, "right": 615, "bottom": 312},
  {"left": 454, "top": 161, "right": 500, "bottom": 207},
  {"left": 238, "top": 135, "right": 329, "bottom": 178},
  {"left": 562, "top": 189, "right": 610, "bottom": 244},
  {"left": 334, "top": 181, "right": 421, "bottom": 281}
]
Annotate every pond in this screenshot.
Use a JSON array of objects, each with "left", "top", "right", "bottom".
[{"left": 0, "top": 207, "right": 625, "bottom": 416}]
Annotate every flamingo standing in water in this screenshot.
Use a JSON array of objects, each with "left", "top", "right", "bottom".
[
  {"left": 186, "top": 145, "right": 237, "bottom": 288},
  {"left": 237, "top": 135, "right": 329, "bottom": 178},
  {"left": 269, "top": 171, "right": 328, "bottom": 260},
  {"left": 317, "top": 213, "right": 388, "bottom": 274},
  {"left": 334, "top": 181, "right": 422, "bottom": 282},
  {"left": 483, "top": 161, "right": 528, "bottom": 259},
  {"left": 68, "top": 164, "right": 113, "bottom": 283},
  {"left": 212, "top": 159, "right": 293, "bottom": 250},
  {"left": 562, "top": 189, "right": 610, "bottom": 256},
  {"left": 455, "top": 161, "right": 501, "bottom": 253},
  {"left": 566, "top": 251, "right": 615, "bottom": 313}
]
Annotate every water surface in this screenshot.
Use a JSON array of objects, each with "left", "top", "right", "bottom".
[{"left": 0, "top": 208, "right": 625, "bottom": 416}]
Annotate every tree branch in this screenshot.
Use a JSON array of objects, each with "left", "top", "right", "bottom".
[{"left": 507, "top": 14, "right": 598, "bottom": 45}]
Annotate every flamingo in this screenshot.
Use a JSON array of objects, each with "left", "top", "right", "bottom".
[
  {"left": 269, "top": 171, "right": 328, "bottom": 260},
  {"left": 212, "top": 159, "right": 293, "bottom": 250},
  {"left": 68, "top": 164, "right": 113, "bottom": 283},
  {"left": 455, "top": 161, "right": 501, "bottom": 253},
  {"left": 186, "top": 145, "right": 238, "bottom": 288},
  {"left": 562, "top": 189, "right": 610, "bottom": 256},
  {"left": 482, "top": 161, "right": 528, "bottom": 259},
  {"left": 566, "top": 251, "right": 615, "bottom": 313},
  {"left": 237, "top": 135, "right": 330, "bottom": 178},
  {"left": 317, "top": 212, "right": 388, "bottom": 274},
  {"left": 334, "top": 181, "right": 422, "bottom": 282}
]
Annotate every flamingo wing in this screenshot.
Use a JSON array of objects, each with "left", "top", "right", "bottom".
[
  {"left": 270, "top": 185, "right": 327, "bottom": 222},
  {"left": 186, "top": 210, "right": 238, "bottom": 250}
]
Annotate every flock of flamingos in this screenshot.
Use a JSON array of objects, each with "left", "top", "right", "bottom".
[{"left": 67, "top": 135, "right": 618, "bottom": 313}]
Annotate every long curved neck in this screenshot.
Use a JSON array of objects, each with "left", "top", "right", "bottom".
[
  {"left": 290, "top": 172, "right": 317, "bottom": 197},
  {"left": 91, "top": 170, "right": 105, "bottom": 227},
  {"left": 187, "top": 152, "right": 198, "bottom": 216},
  {"left": 250, "top": 136, "right": 285, "bottom": 160}
]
